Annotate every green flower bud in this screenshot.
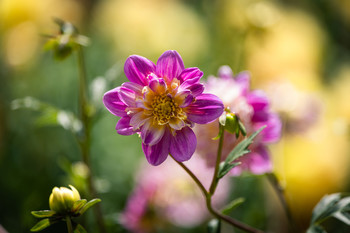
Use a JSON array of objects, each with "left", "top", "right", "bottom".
[
  {"left": 49, "top": 185, "right": 81, "bottom": 214},
  {"left": 224, "top": 113, "right": 239, "bottom": 134}
]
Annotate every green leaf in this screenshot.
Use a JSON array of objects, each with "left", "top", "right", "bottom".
[
  {"left": 30, "top": 219, "right": 51, "bottom": 232},
  {"left": 221, "top": 197, "right": 245, "bottom": 215},
  {"left": 217, "top": 126, "right": 266, "bottom": 179},
  {"left": 74, "top": 224, "right": 87, "bottom": 233},
  {"left": 238, "top": 120, "right": 247, "bottom": 136},
  {"left": 311, "top": 193, "right": 341, "bottom": 224},
  {"left": 11, "top": 97, "right": 82, "bottom": 134},
  {"left": 31, "top": 210, "right": 56, "bottom": 218},
  {"left": 72, "top": 199, "right": 87, "bottom": 214},
  {"left": 217, "top": 162, "right": 241, "bottom": 179},
  {"left": 334, "top": 212, "right": 350, "bottom": 225},
  {"left": 79, "top": 198, "right": 101, "bottom": 215},
  {"left": 207, "top": 219, "right": 221, "bottom": 233},
  {"left": 225, "top": 126, "right": 266, "bottom": 164},
  {"left": 306, "top": 225, "right": 327, "bottom": 233},
  {"left": 308, "top": 193, "right": 350, "bottom": 231}
]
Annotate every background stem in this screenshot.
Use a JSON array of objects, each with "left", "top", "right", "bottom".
[
  {"left": 209, "top": 124, "right": 225, "bottom": 194},
  {"left": 66, "top": 216, "right": 73, "bottom": 233},
  {"left": 77, "top": 46, "right": 107, "bottom": 233}
]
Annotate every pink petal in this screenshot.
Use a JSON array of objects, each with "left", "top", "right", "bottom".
[
  {"left": 256, "top": 113, "right": 282, "bottom": 143},
  {"left": 178, "top": 67, "right": 203, "bottom": 84},
  {"left": 103, "top": 87, "right": 127, "bottom": 117},
  {"left": 118, "top": 87, "right": 137, "bottom": 107},
  {"left": 234, "top": 71, "right": 251, "bottom": 96},
  {"left": 148, "top": 78, "right": 166, "bottom": 94},
  {"left": 142, "top": 130, "right": 171, "bottom": 166},
  {"left": 179, "top": 82, "right": 204, "bottom": 97},
  {"left": 116, "top": 116, "right": 135, "bottom": 135},
  {"left": 169, "top": 117, "right": 186, "bottom": 130},
  {"left": 141, "top": 121, "right": 166, "bottom": 146},
  {"left": 174, "top": 90, "right": 194, "bottom": 107},
  {"left": 122, "top": 82, "right": 144, "bottom": 94},
  {"left": 247, "top": 90, "right": 269, "bottom": 111},
  {"left": 169, "top": 127, "right": 196, "bottom": 162},
  {"left": 217, "top": 65, "right": 234, "bottom": 79},
  {"left": 186, "top": 93, "right": 224, "bottom": 124},
  {"left": 156, "top": 50, "right": 184, "bottom": 82},
  {"left": 247, "top": 145, "right": 272, "bottom": 175},
  {"left": 130, "top": 111, "right": 150, "bottom": 130},
  {"left": 124, "top": 55, "right": 156, "bottom": 86}
]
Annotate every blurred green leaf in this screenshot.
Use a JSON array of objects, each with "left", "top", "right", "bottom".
[
  {"left": 74, "top": 224, "right": 87, "bottom": 233},
  {"left": 221, "top": 197, "right": 245, "bottom": 215},
  {"left": 217, "top": 162, "right": 241, "bottom": 179},
  {"left": 11, "top": 97, "right": 82, "bottom": 134},
  {"left": 307, "top": 193, "right": 350, "bottom": 232},
  {"left": 72, "top": 199, "right": 87, "bottom": 213},
  {"left": 207, "top": 219, "right": 221, "bottom": 233},
  {"left": 31, "top": 210, "right": 56, "bottom": 218},
  {"left": 30, "top": 218, "right": 51, "bottom": 232},
  {"left": 217, "top": 126, "right": 266, "bottom": 179},
  {"left": 79, "top": 198, "right": 101, "bottom": 215},
  {"left": 306, "top": 225, "right": 327, "bottom": 233}
]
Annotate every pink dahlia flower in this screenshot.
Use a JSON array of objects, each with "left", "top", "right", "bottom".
[
  {"left": 103, "top": 50, "right": 224, "bottom": 165},
  {"left": 195, "top": 66, "right": 282, "bottom": 175},
  {"left": 120, "top": 156, "right": 230, "bottom": 232}
]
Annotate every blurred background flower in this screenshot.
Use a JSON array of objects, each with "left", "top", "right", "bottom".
[
  {"left": 1, "top": 0, "right": 350, "bottom": 232},
  {"left": 120, "top": 156, "right": 230, "bottom": 233}
]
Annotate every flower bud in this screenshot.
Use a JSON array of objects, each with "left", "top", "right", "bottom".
[
  {"left": 224, "top": 113, "right": 238, "bottom": 134},
  {"left": 49, "top": 185, "right": 81, "bottom": 214}
]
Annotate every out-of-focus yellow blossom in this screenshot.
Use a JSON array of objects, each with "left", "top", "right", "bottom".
[
  {"left": 221, "top": 0, "right": 281, "bottom": 31},
  {"left": 93, "top": 0, "right": 209, "bottom": 64},
  {"left": 328, "top": 65, "right": 350, "bottom": 121},
  {"left": 245, "top": 8, "right": 326, "bottom": 90},
  {"left": 0, "top": 0, "right": 83, "bottom": 67},
  {"left": 270, "top": 85, "right": 350, "bottom": 227}
]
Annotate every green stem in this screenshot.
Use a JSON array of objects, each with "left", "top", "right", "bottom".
[
  {"left": 209, "top": 124, "right": 225, "bottom": 194},
  {"left": 66, "top": 216, "right": 73, "bottom": 233},
  {"left": 266, "top": 173, "right": 297, "bottom": 233},
  {"left": 170, "top": 155, "right": 264, "bottom": 233},
  {"left": 77, "top": 46, "right": 107, "bottom": 233}
]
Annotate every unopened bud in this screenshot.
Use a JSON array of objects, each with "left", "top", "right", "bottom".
[{"left": 49, "top": 185, "right": 81, "bottom": 214}]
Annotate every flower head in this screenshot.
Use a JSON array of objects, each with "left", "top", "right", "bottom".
[
  {"left": 49, "top": 185, "right": 81, "bottom": 214},
  {"left": 103, "top": 50, "right": 224, "bottom": 165},
  {"left": 195, "top": 66, "right": 282, "bottom": 175}
]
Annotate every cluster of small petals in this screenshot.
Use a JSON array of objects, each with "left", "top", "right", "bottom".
[
  {"left": 120, "top": 157, "right": 230, "bottom": 232},
  {"left": 103, "top": 50, "right": 224, "bottom": 165},
  {"left": 195, "top": 66, "right": 282, "bottom": 175}
]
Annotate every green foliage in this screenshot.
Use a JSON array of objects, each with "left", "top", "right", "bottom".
[
  {"left": 74, "top": 224, "right": 87, "bottom": 233},
  {"left": 44, "top": 19, "right": 90, "bottom": 61},
  {"left": 31, "top": 210, "right": 56, "bottom": 218},
  {"left": 207, "top": 219, "right": 221, "bottom": 233},
  {"left": 78, "top": 198, "right": 101, "bottom": 215},
  {"left": 30, "top": 218, "right": 53, "bottom": 232},
  {"left": 307, "top": 193, "right": 350, "bottom": 233},
  {"left": 11, "top": 97, "right": 82, "bottom": 134},
  {"left": 217, "top": 126, "right": 266, "bottom": 179},
  {"left": 221, "top": 197, "right": 245, "bottom": 215}
]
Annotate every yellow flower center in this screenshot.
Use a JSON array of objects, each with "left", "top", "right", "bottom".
[{"left": 151, "top": 94, "right": 184, "bottom": 125}]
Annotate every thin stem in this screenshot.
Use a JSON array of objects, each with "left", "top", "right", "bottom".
[
  {"left": 169, "top": 154, "right": 207, "bottom": 197},
  {"left": 266, "top": 173, "right": 297, "bottom": 233},
  {"left": 66, "top": 216, "right": 73, "bottom": 233},
  {"left": 170, "top": 155, "right": 265, "bottom": 233},
  {"left": 205, "top": 198, "right": 264, "bottom": 233},
  {"left": 209, "top": 124, "right": 225, "bottom": 194},
  {"left": 77, "top": 46, "right": 107, "bottom": 233}
]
